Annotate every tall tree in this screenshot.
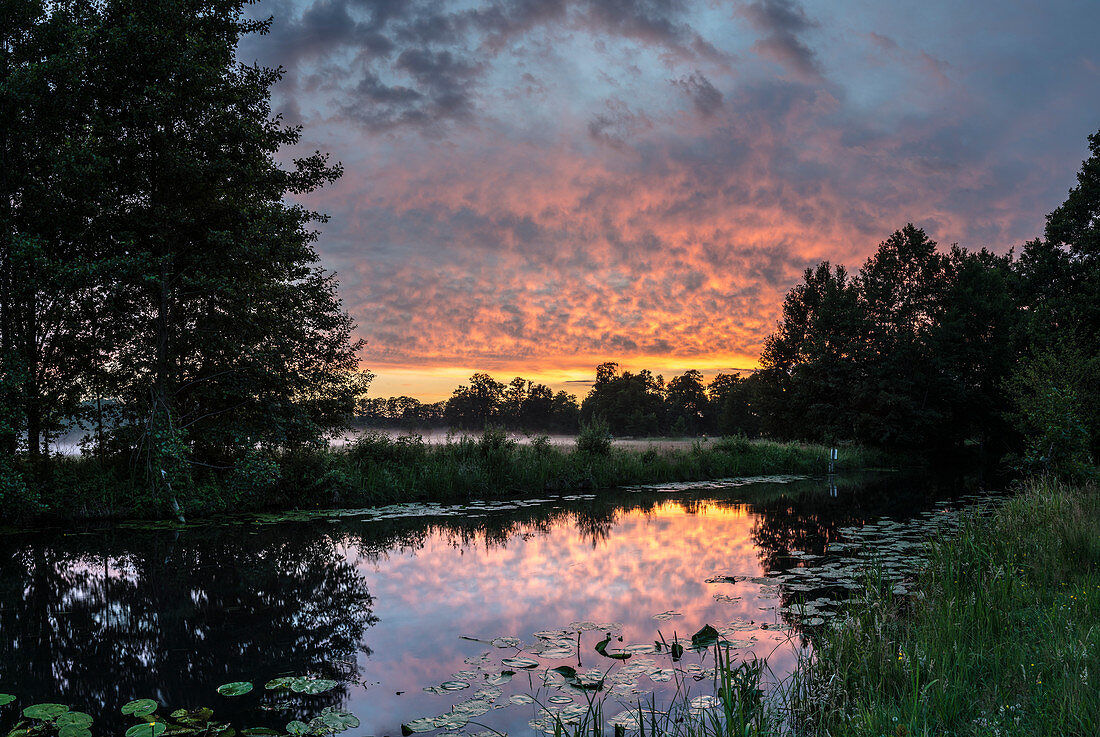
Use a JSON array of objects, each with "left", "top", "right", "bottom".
[{"left": 88, "top": 0, "right": 367, "bottom": 489}]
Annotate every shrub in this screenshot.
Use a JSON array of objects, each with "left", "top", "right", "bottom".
[{"left": 576, "top": 418, "right": 612, "bottom": 456}]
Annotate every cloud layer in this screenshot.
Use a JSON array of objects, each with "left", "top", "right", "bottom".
[{"left": 241, "top": 0, "right": 1100, "bottom": 397}]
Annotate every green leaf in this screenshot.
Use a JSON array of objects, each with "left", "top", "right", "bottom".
[
  {"left": 58, "top": 726, "right": 93, "bottom": 737},
  {"left": 241, "top": 729, "right": 281, "bottom": 736},
  {"left": 500, "top": 657, "right": 539, "bottom": 669},
  {"left": 22, "top": 703, "right": 69, "bottom": 720},
  {"left": 288, "top": 677, "right": 337, "bottom": 694},
  {"left": 0, "top": 694, "right": 14, "bottom": 707},
  {"left": 170, "top": 707, "right": 214, "bottom": 724},
  {"left": 217, "top": 682, "right": 254, "bottom": 697},
  {"left": 594, "top": 635, "right": 631, "bottom": 660},
  {"left": 320, "top": 709, "right": 359, "bottom": 731},
  {"left": 551, "top": 666, "right": 578, "bottom": 681},
  {"left": 56, "top": 712, "right": 93, "bottom": 728},
  {"left": 690, "top": 624, "right": 721, "bottom": 651},
  {"left": 263, "top": 677, "right": 293, "bottom": 690},
  {"left": 121, "top": 699, "right": 158, "bottom": 717},
  {"left": 285, "top": 721, "right": 309, "bottom": 736},
  {"left": 124, "top": 722, "right": 167, "bottom": 737}
]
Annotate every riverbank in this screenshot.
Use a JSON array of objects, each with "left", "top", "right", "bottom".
[
  {"left": 792, "top": 476, "right": 1099, "bottom": 736},
  {"left": 10, "top": 431, "right": 892, "bottom": 521},
  {"left": 563, "top": 477, "right": 1099, "bottom": 737}
]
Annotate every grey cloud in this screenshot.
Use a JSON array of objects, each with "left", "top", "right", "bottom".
[
  {"left": 741, "top": 0, "right": 821, "bottom": 80},
  {"left": 247, "top": 0, "right": 726, "bottom": 134},
  {"left": 672, "top": 71, "right": 723, "bottom": 116}
]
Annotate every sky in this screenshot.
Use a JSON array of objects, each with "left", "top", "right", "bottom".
[{"left": 239, "top": 0, "right": 1100, "bottom": 401}]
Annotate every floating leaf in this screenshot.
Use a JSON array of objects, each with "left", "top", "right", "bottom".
[
  {"left": 486, "top": 671, "right": 514, "bottom": 686},
  {"left": 170, "top": 707, "right": 214, "bottom": 724},
  {"left": 58, "top": 727, "right": 92, "bottom": 737},
  {"left": 23, "top": 703, "right": 69, "bottom": 720},
  {"left": 594, "top": 635, "right": 631, "bottom": 660},
  {"left": 241, "top": 729, "right": 281, "bottom": 736},
  {"left": 289, "top": 678, "right": 338, "bottom": 694},
  {"left": 500, "top": 657, "right": 539, "bottom": 669},
  {"left": 264, "top": 677, "right": 293, "bottom": 690},
  {"left": 320, "top": 709, "right": 360, "bottom": 731},
  {"left": 121, "top": 699, "right": 158, "bottom": 717},
  {"left": 217, "top": 682, "right": 254, "bottom": 697},
  {"left": 690, "top": 625, "right": 721, "bottom": 650},
  {"left": 551, "top": 666, "right": 578, "bottom": 681},
  {"left": 124, "top": 722, "right": 166, "bottom": 737},
  {"left": 651, "top": 611, "right": 682, "bottom": 621},
  {"left": 56, "top": 712, "right": 93, "bottom": 729},
  {"left": 0, "top": 695, "right": 14, "bottom": 707},
  {"left": 402, "top": 717, "right": 442, "bottom": 735},
  {"left": 286, "top": 721, "right": 310, "bottom": 735}
]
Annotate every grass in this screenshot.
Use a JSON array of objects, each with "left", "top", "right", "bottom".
[
  {"left": 12, "top": 431, "right": 892, "bottom": 520},
  {"left": 792, "top": 477, "right": 1100, "bottom": 737}
]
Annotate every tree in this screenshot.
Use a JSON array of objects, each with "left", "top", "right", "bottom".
[
  {"left": 444, "top": 373, "right": 504, "bottom": 429},
  {"left": 758, "top": 261, "right": 864, "bottom": 441},
  {"left": 1, "top": 2, "right": 108, "bottom": 472},
  {"left": 666, "top": 369, "right": 707, "bottom": 435},
  {"left": 87, "top": 0, "right": 368, "bottom": 488},
  {"left": 581, "top": 363, "right": 665, "bottom": 435}
]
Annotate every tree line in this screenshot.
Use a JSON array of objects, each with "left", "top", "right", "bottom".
[
  {"left": 1, "top": 1, "right": 367, "bottom": 505},
  {"left": 359, "top": 365, "right": 763, "bottom": 438}
]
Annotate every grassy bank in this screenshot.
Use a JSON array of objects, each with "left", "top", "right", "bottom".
[
  {"left": 11, "top": 431, "right": 889, "bottom": 521},
  {"left": 791, "top": 477, "right": 1100, "bottom": 736}
]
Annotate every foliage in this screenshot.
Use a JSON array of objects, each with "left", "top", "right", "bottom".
[
  {"left": 0, "top": 0, "right": 368, "bottom": 501},
  {"left": 794, "top": 478, "right": 1100, "bottom": 736},
  {"left": 575, "top": 418, "right": 612, "bottom": 456},
  {"left": 1, "top": 677, "right": 358, "bottom": 737},
  {"left": 1007, "top": 345, "right": 1096, "bottom": 480}
]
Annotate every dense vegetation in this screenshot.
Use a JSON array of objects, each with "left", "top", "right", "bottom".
[
  {"left": 0, "top": 1, "right": 367, "bottom": 513},
  {"left": 792, "top": 477, "right": 1100, "bottom": 736}
]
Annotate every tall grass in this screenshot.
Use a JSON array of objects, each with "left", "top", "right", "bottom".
[{"left": 793, "top": 478, "right": 1100, "bottom": 736}]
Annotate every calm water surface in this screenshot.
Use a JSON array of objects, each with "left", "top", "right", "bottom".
[{"left": 0, "top": 472, "right": 997, "bottom": 735}]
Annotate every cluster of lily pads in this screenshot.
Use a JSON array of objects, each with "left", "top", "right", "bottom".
[
  {"left": 397, "top": 619, "right": 775, "bottom": 736},
  {"left": 0, "top": 676, "right": 356, "bottom": 737},
  {"left": 391, "top": 490, "right": 1006, "bottom": 737}
]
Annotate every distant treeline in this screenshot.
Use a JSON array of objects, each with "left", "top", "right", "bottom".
[{"left": 358, "top": 367, "right": 759, "bottom": 437}]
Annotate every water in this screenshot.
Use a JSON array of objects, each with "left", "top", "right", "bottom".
[{"left": 0, "top": 471, "right": 999, "bottom": 735}]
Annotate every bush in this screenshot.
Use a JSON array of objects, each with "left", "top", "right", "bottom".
[{"left": 576, "top": 418, "right": 612, "bottom": 456}]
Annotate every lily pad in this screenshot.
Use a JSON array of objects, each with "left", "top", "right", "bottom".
[
  {"left": 500, "top": 657, "right": 539, "bottom": 669},
  {"left": 290, "top": 678, "right": 338, "bottom": 694},
  {"left": 320, "top": 709, "right": 360, "bottom": 731},
  {"left": 124, "top": 722, "right": 166, "bottom": 737},
  {"left": 0, "top": 694, "right": 14, "bottom": 707},
  {"left": 23, "top": 703, "right": 69, "bottom": 720},
  {"left": 56, "top": 712, "right": 93, "bottom": 728},
  {"left": 286, "top": 721, "right": 310, "bottom": 735},
  {"left": 121, "top": 699, "right": 158, "bottom": 717},
  {"left": 690, "top": 624, "right": 721, "bottom": 650},
  {"left": 241, "top": 729, "right": 282, "bottom": 736},
  {"left": 216, "top": 682, "right": 254, "bottom": 696},
  {"left": 264, "top": 677, "right": 293, "bottom": 690},
  {"left": 58, "top": 727, "right": 92, "bottom": 737}
]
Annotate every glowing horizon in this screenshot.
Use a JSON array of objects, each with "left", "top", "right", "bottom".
[{"left": 240, "top": 1, "right": 1100, "bottom": 401}]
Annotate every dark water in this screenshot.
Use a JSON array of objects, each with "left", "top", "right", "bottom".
[{"left": 0, "top": 471, "right": 998, "bottom": 735}]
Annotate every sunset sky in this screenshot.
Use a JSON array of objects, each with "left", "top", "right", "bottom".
[{"left": 240, "top": 0, "right": 1100, "bottom": 401}]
